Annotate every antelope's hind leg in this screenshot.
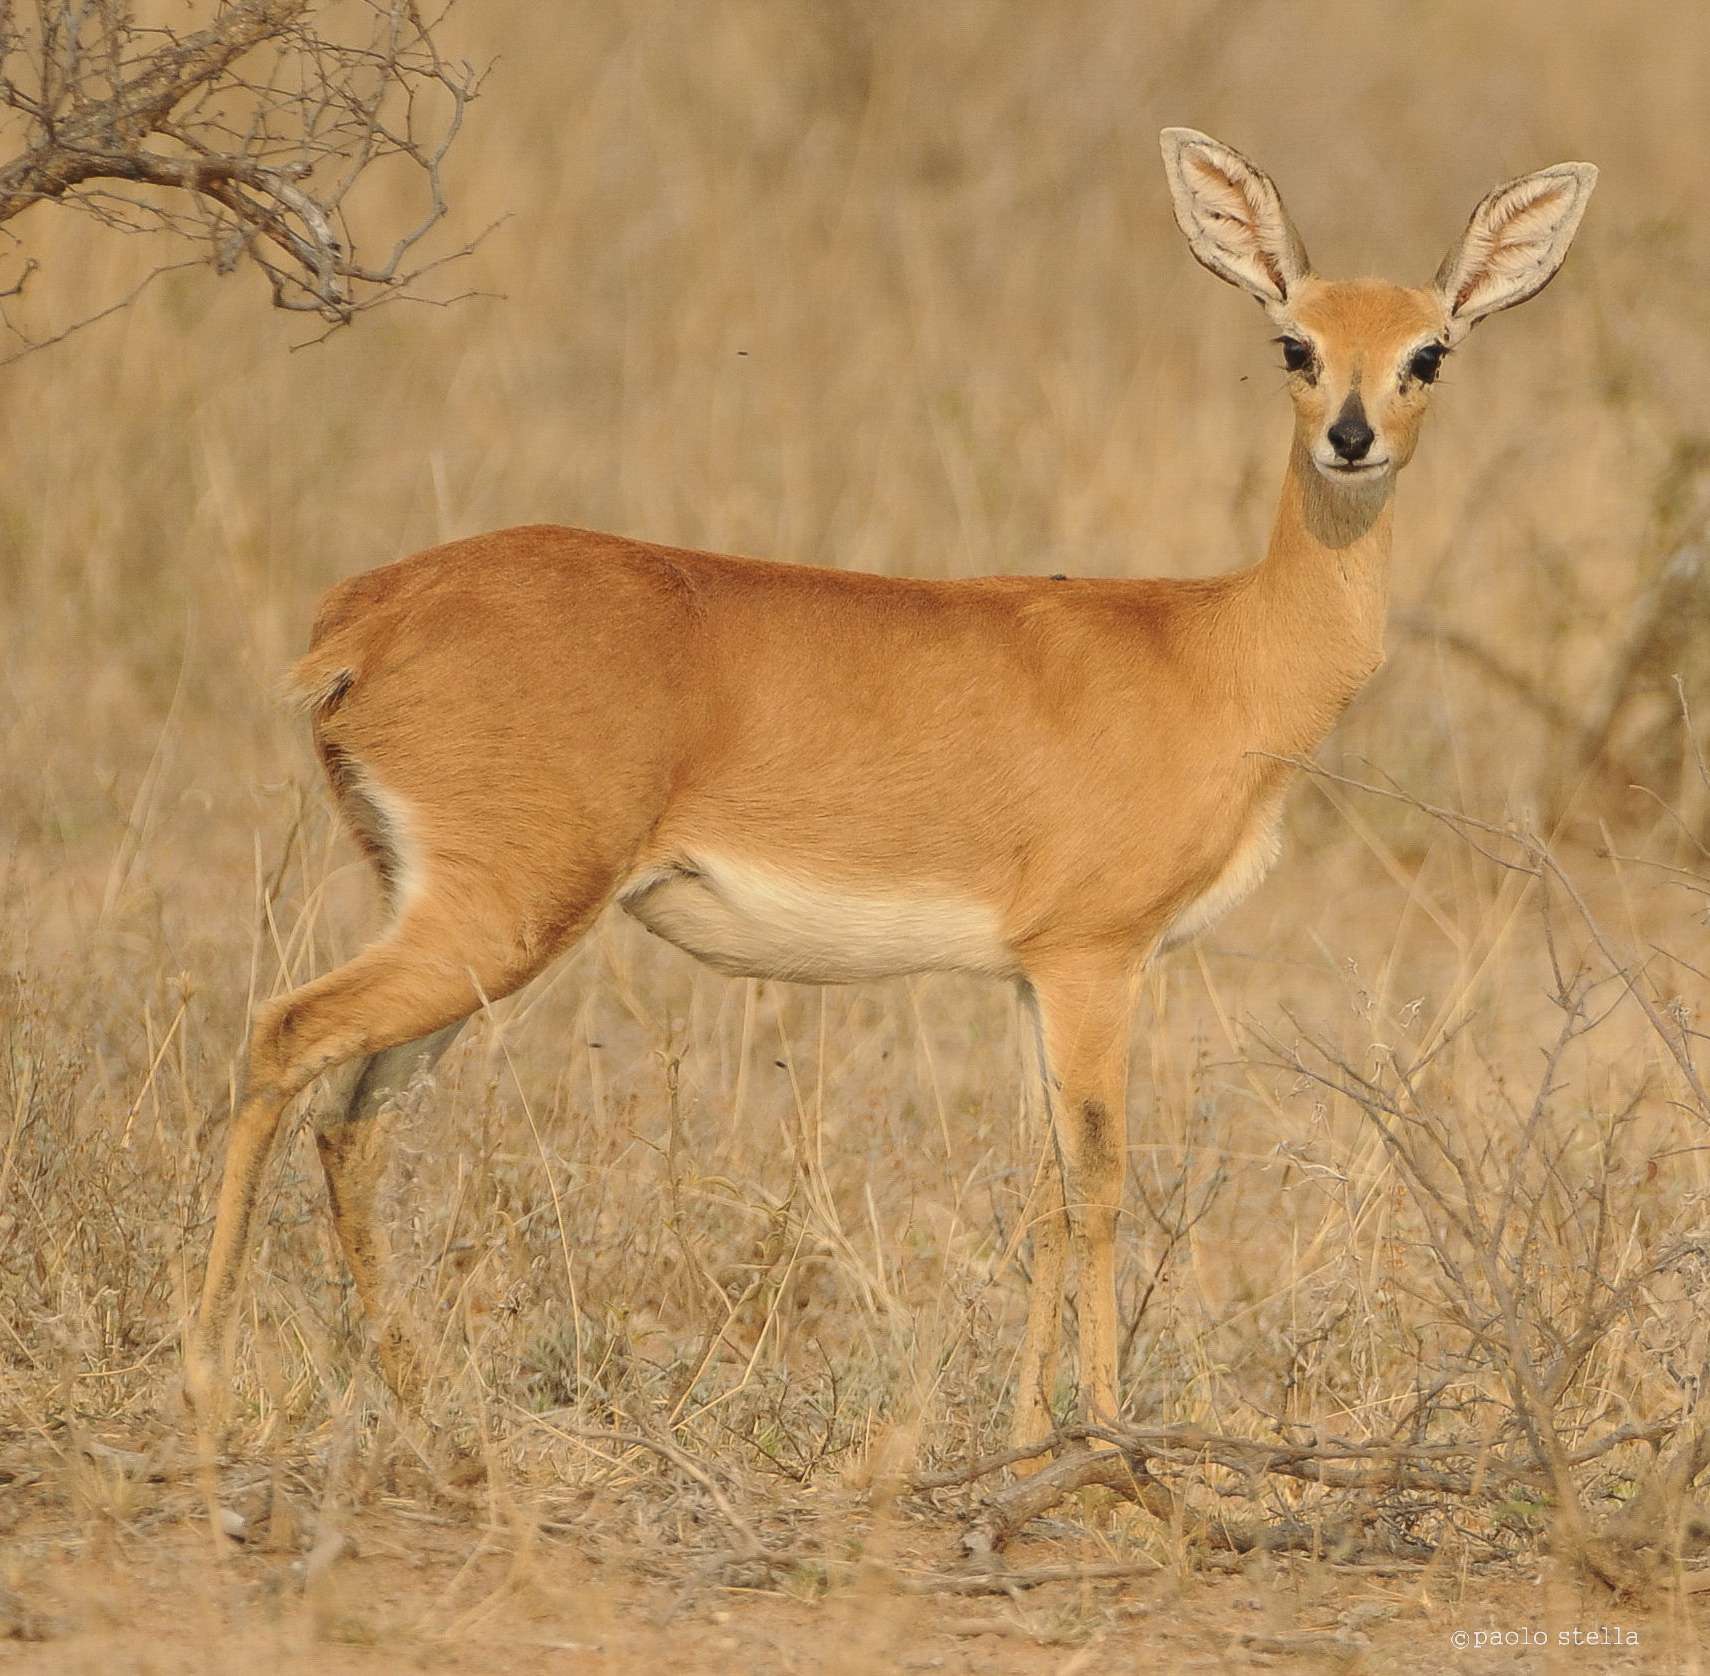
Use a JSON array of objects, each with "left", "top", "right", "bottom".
[
  {"left": 313, "top": 1023, "right": 465, "bottom": 1404},
  {"left": 189, "top": 876, "right": 615, "bottom": 1424}
]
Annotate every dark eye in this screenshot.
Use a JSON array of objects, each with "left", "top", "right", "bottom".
[
  {"left": 1408, "top": 343, "right": 1447, "bottom": 384},
  {"left": 1277, "top": 336, "right": 1313, "bottom": 374}
]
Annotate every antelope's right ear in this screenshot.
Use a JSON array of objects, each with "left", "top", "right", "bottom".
[
  {"left": 1433, "top": 162, "right": 1598, "bottom": 344},
  {"left": 1160, "top": 128, "right": 1312, "bottom": 314}
]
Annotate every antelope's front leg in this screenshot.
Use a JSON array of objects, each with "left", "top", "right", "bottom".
[{"left": 1027, "top": 954, "right": 1142, "bottom": 1433}]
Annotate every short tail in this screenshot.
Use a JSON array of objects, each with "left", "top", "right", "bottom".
[{"left": 285, "top": 648, "right": 357, "bottom": 717}]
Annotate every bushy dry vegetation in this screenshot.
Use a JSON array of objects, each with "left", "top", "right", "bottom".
[{"left": 3, "top": 1, "right": 1710, "bottom": 1669}]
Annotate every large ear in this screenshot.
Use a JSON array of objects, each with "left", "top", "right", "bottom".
[
  {"left": 1159, "top": 128, "right": 1312, "bottom": 312},
  {"left": 1433, "top": 162, "right": 1597, "bottom": 342}
]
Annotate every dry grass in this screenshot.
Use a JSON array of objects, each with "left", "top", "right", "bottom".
[{"left": 3, "top": 1, "right": 1710, "bottom": 1669}]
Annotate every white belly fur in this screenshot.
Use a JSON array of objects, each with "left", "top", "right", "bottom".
[
  {"left": 1157, "top": 805, "right": 1284, "bottom": 952},
  {"left": 619, "top": 854, "right": 1017, "bottom": 984}
]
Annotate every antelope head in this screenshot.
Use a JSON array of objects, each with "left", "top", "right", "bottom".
[{"left": 1160, "top": 128, "right": 1596, "bottom": 488}]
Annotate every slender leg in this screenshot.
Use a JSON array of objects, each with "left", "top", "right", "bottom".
[
  {"left": 187, "top": 998, "right": 335, "bottom": 1425},
  {"left": 1011, "top": 980, "right": 1068, "bottom": 1451},
  {"left": 1024, "top": 953, "right": 1142, "bottom": 1433},
  {"left": 314, "top": 1022, "right": 466, "bottom": 1404},
  {"left": 187, "top": 893, "right": 591, "bottom": 1425},
  {"left": 1011, "top": 1150, "right": 1069, "bottom": 1450}
]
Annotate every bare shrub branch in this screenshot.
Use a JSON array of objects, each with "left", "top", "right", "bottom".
[
  {"left": 1273, "top": 756, "right": 1710, "bottom": 1594},
  {"left": 0, "top": 0, "right": 484, "bottom": 352}
]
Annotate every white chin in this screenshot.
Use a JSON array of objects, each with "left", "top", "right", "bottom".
[{"left": 1313, "top": 456, "right": 1393, "bottom": 483}]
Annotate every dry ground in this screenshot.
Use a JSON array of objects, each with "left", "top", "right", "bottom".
[
  {"left": 5, "top": 2, "right": 1710, "bottom": 1671},
  {"left": 2, "top": 1461, "right": 1705, "bottom": 1674}
]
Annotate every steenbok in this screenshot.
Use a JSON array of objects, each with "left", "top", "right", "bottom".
[{"left": 189, "top": 131, "right": 1595, "bottom": 1449}]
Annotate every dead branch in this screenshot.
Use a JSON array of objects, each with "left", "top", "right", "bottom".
[
  {"left": 0, "top": 0, "right": 484, "bottom": 349},
  {"left": 1272, "top": 753, "right": 1710, "bottom": 1108},
  {"left": 898, "top": 1559, "right": 1161, "bottom": 1595},
  {"left": 905, "top": 1426, "right": 1090, "bottom": 1492},
  {"left": 900, "top": 1312, "right": 1686, "bottom": 1569},
  {"left": 957, "top": 1446, "right": 1180, "bottom": 1561},
  {"left": 908, "top": 1419, "right": 1677, "bottom": 1514},
  {"left": 1267, "top": 757, "right": 1710, "bottom": 1593},
  {"left": 933, "top": 1431, "right": 1481, "bottom": 1562}
]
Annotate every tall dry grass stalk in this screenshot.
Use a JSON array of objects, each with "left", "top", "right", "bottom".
[{"left": 1, "top": 0, "right": 1708, "bottom": 1607}]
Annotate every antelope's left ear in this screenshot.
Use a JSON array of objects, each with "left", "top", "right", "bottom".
[{"left": 1434, "top": 162, "right": 1598, "bottom": 344}]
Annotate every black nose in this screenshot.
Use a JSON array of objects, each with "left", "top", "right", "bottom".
[{"left": 1327, "top": 402, "right": 1375, "bottom": 463}]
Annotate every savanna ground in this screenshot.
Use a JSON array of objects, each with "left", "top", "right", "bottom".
[{"left": 4, "top": 2, "right": 1710, "bottom": 1670}]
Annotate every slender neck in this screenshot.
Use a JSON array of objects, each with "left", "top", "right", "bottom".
[{"left": 1228, "top": 433, "right": 1397, "bottom": 754}]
